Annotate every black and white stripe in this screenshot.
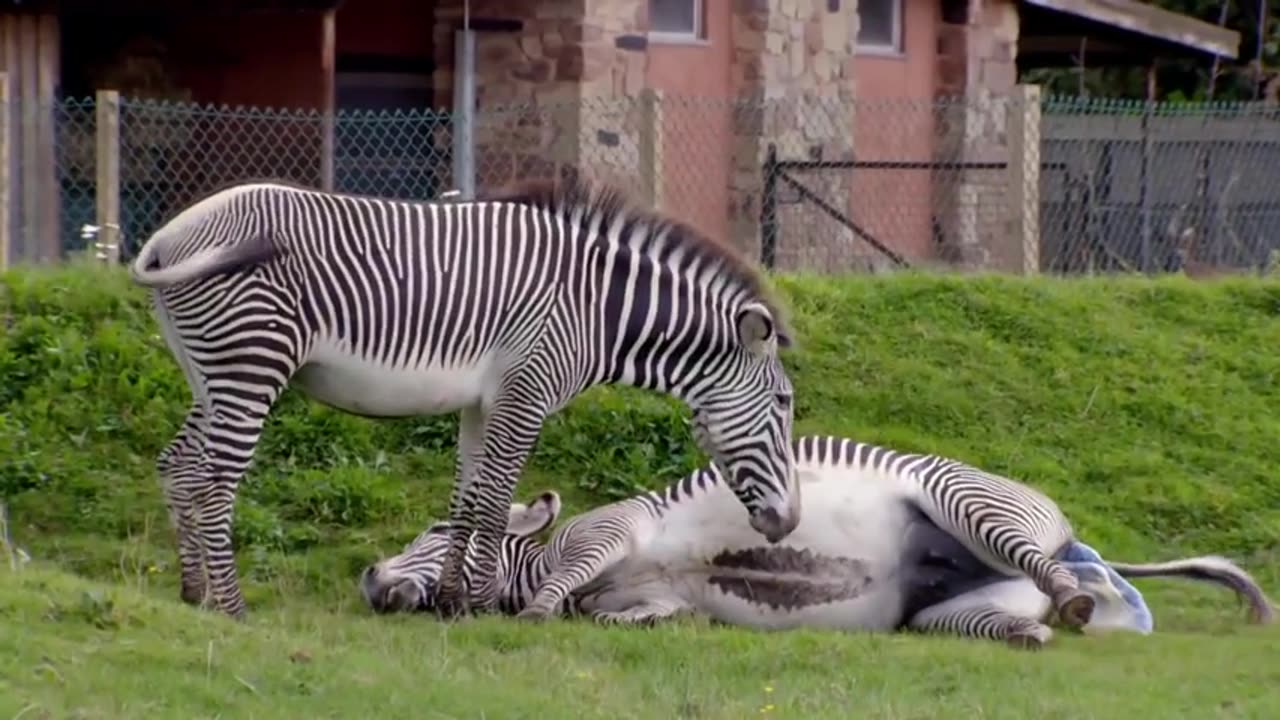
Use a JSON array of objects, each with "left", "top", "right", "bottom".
[
  {"left": 363, "top": 435, "right": 1275, "bottom": 635},
  {"left": 131, "top": 178, "right": 801, "bottom": 619}
]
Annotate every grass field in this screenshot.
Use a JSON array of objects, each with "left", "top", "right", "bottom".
[{"left": 2, "top": 262, "right": 1279, "bottom": 719}]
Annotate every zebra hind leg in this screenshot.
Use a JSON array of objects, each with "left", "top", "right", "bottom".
[
  {"left": 156, "top": 404, "right": 210, "bottom": 607},
  {"left": 190, "top": 387, "right": 291, "bottom": 620},
  {"left": 921, "top": 495, "right": 1094, "bottom": 628}
]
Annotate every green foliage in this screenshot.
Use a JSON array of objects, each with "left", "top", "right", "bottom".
[
  {"left": 1, "top": 262, "right": 1279, "bottom": 596},
  {"left": 2, "top": 263, "right": 1280, "bottom": 717},
  {"left": 1020, "top": 0, "right": 1280, "bottom": 102},
  {"left": 2, "top": 563, "right": 1279, "bottom": 719}
]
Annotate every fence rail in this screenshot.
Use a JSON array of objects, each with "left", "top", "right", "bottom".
[{"left": 3, "top": 77, "right": 1279, "bottom": 278}]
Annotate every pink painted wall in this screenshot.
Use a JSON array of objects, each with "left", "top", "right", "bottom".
[
  {"left": 642, "top": 0, "right": 942, "bottom": 266},
  {"left": 644, "top": 1, "right": 733, "bottom": 245},
  {"left": 849, "top": 0, "right": 939, "bottom": 264}
]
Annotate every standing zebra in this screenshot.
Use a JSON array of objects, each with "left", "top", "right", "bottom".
[{"left": 128, "top": 177, "right": 801, "bottom": 619}]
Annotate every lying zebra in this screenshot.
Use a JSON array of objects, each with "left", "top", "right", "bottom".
[{"left": 361, "top": 435, "right": 1275, "bottom": 648}]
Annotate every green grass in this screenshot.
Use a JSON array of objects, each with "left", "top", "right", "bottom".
[{"left": 2, "top": 261, "right": 1280, "bottom": 718}]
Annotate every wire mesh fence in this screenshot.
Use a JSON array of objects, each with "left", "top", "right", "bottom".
[
  {"left": 6, "top": 91, "right": 1280, "bottom": 277},
  {"left": 1040, "top": 97, "right": 1280, "bottom": 275}
]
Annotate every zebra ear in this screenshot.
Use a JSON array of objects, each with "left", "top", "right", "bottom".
[
  {"left": 506, "top": 491, "right": 562, "bottom": 537},
  {"left": 735, "top": 302, "right": 777, "bottom": 357}
]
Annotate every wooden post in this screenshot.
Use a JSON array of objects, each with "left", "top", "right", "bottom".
[
  {"left": 319, "top": 9, "right": 336, "bottom": 192},
  {"left": 18, "top": 16, "right": 36, "bottom": 262},
  {"left": 637, "top": 88, "right": 664, "bottom": 210},
  {"left": 95, "top": 89, "right": 121, "bottom": 265},
  {"left": 1006, "top": 83, "right": 1042, "bottom": 276},
  {"left": 0, "top": 72, "right": 9, "bottom": 272},
  {"left": 36, "top": 13, "right": 57, "bottom": 262}
]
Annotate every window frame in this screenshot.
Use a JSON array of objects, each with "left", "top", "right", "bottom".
[
  {"left": 647, "top": 0, "right": 708, "bottom": 46},
  {"left": 856, "top": 0, "right": 904, "bottom": 57}
]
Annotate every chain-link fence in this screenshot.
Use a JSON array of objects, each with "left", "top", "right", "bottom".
[
  {"left": 6, "top": 91, "right": 1280, "bottom": 277},
  {"left": 1041, "top": 97, "right": 1280, "bottom": 275}
]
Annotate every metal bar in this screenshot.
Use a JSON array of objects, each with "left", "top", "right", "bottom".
[
  {"left": 452, "top": 28, "right": 476, "bottom": 200},
  {"left": 94, "top": 89, "right": 121, "bottom": 265},
  {"left": 319, "top": 9, "right": 335, "bottom": 192},
  {"left": 776, "top": 159, "right": 1010, "bottom": 171},
  {"left": 1139, "top": 65, "right": 1156, "bottom": 274},
  {"left": 777, "top": 171, "right": 909, "bottom": 268}
]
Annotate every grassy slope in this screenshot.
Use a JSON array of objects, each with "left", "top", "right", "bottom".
[{"left": 2, "top": 262, "right": 1280, "bottom": 718}]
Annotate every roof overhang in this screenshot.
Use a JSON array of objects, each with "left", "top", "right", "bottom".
[
  {"left": 0, "top": 0, "right": 345, "bottom": 14},
  {"left": 1018, "top": 0, "right": 1240, "bottom": 68}
]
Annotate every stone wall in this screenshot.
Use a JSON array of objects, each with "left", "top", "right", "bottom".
[
  {"left": 430, "top": 0, "right": 652, "bottom": 196},
  {"left": 932, "top": 0, "right": 1023, "bottom": 270},
  {"left": 728, "top": 0, "right": 861, "bottom": 268}
]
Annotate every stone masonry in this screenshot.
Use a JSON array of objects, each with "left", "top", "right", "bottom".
[
  {"left": 932, "top": 0, "right": 1025, "bottom": 270},
  {"left": 430, "top": 0, "right": 652, "bottom": 196},
  {"left": 729, "top": 0, "right": 861, "bottom": 268}
]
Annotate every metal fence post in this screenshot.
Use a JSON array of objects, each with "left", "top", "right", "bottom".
[
  {"left": 0, "top": 72, "right": 9, "bottom": 272},
  {"left": 452, "top": 28, "right": 476, "bottom": 200},
  {"left": 95, "top": 89, "right": 121, "bottom": 265},
  {"left": 1006, "top": 84, "right": 1042, "bottom": 276},
  {"left": 759, "top": 143, "right": 780, "bottom": 270},
  {"left": 1138, "top": 68, "right": 1156, "bottom": 274},
  {"left": 638, "top": 88, "right": 664, "bottom": 209},
  {"left": 319, "top": 8, "right": 336, "bottom": 193}
]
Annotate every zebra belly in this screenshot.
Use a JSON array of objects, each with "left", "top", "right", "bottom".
[
  {"left": 627, "top": 465, "right": 925, "bottom": 630},
  {"left": 293, "top": 338, "right": 501, "bottom": 417},
  {"left": 684, "top": 572, "right": 908, "bottom": 631}
]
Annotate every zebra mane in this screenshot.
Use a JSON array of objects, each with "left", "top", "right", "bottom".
[{"left": 479, "top": 175, "right": 793, "bottom": 348}]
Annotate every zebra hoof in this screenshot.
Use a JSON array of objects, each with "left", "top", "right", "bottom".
[
  {"left": 432, "top": 592, "right": 473, "bottom": 622},
  {"left": 179, "top": 583, "right": 207, "bottom": 607},
  {"left": 1056, "top": 590, "right": 1096, "bottom": 628},
  {"left": 1006, "top": 622, "right": 1052, "bottom": 650},
  {"left": 516, "top": 606, "right": 554, "bottom": 623},
  {"left": 1006, "top": 632, "right": 1046, "bottom": 651}
]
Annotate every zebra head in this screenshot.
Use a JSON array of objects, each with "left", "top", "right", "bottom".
[
  {"left": 360, "top": 491, "right": 561, "bottom": 614},
  {"left": 686, "top": 300, "right": 800, "bottom": 544}
]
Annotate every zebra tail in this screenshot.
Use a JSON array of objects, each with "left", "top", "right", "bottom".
[
  {"left": 129, "top": 234, "right": 280, "bottom": 289},
  {"left": 1107, "top": 555, "right": 1277, "bottom": 625}
]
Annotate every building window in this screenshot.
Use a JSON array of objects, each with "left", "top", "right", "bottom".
[
  {"left": 857, "top": 0, "right": 902, "bottom": 54},
  {"left": 649, "top": 0, "right": 705, "bottom": 42}
]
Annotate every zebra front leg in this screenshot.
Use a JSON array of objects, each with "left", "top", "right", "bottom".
[
  {"left": 516, "top": 515, "right": 636, "bottom": 622},
  {"left": 433, "top": 404, "right": 487, "bottom": 620},
  {"left": 156, "top": 404, "right": 210, "bottom": 607},
  {"left": 590, "top": 599, "right": 690, "bottom": 628},
  {"left": 908, "top": 601, "right": 1055, "bottom": 650},
  {"left": 435, "top": 387, "right": 552, "bottom": 618}
]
